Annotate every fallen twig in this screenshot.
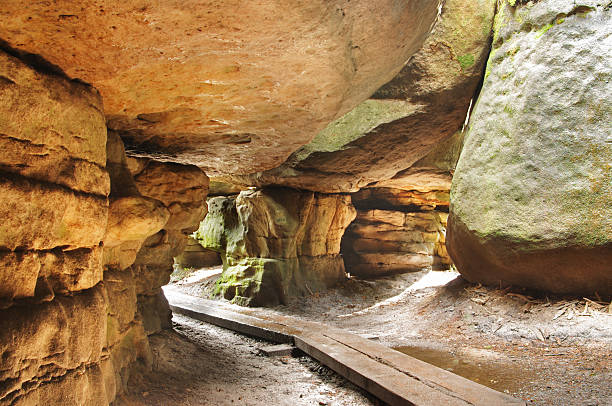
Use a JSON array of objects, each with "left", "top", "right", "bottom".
[{"left": 508, "top": 292, "right": 534, "bottom": 302}]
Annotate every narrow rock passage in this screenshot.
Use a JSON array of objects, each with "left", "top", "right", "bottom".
[
  {"left": 116, "top": 314, "right": 380, "bottom": 406},
  {"left": 169, "top": 269, "right": 612, "bottom": 406}
]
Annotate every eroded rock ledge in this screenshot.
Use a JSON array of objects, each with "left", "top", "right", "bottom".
[
  {"left": 0, "top": 0, "right": 442, "bottom": 175},
  {"left": 0, "top": 50, "right": 210, "bottom": 405},
  {"left": 195, "top": 188, "right": 356, "bottom": 306}
]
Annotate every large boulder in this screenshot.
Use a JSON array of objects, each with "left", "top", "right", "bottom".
[
  {"left": 0, "top": 0, "right": 441, "bottom": 175},
  {"left": 447, "top": 0, "right": 612, "bottom": 295},
  {"left": 222, "top": 0, "right": 495, "bottom": 192},
  {"left": 196, "top": 188, "right": 356, "bottom": 306}
]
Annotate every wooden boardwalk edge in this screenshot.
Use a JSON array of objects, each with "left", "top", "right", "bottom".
[{"left": 165, "top": 288, "right": 526, "bottom": 406}]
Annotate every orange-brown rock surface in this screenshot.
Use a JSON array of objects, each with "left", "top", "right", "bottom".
[
  {"left": 0, "top": 0, "right": 441, "bottom": 175},
  {"left": 222, "top": 0, "right": 494, "bottom": 192},
  {"left": 0, "top": 50, "right": 108, "bottom": 309},
  {"left": 0, "top": 53, "right": 210, "bottom": 404},
  {"left": 342, "top": 197, "right": 451, "bottom": 278},
  {"left": 130, "top": 159, "right": 209, "bottom": 333}
]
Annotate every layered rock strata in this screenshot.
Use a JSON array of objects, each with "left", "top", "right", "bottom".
[
  {"left": 0, "top": 52, "right": 210, "bottom": 404},
  {"left": 447, "top": 0, "right": 612, "bottom": 295},
  {"left": 196, "top": 188, "right": 356, "bottom": 306},
  {"left": 342, "top": 191, "right": 451, "bottom": 278},
  {"left": 340, "top": 129, "right": 461, "bottom": 278},
  {"left": 0, "top": 0, "right": 441, "bottom": 174},
  {"left": 129, "top": 159, "right": 209, "bottom": 334},
  {"left": 0, "top": 50, "right": 113, "bottom": 405}
]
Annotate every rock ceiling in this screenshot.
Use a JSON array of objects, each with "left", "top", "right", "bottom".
[{"left": 0, "top": 0, "right": 441, "bottom": 176}]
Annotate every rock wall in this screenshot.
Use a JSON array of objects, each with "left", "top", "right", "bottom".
[
  {"left": 0, "top": 50, "right": 113, "bottom": 405},
  {"left": 0, "top": 50, "right": 209, "bottom": 405},
  {"left": 447, "top": 0, "right": 612, "bottom": 295},
  {"left": 129, "top": 159, "right": 209, "bottom": 334},
  {"left": 342, "top": 190, "right": 451, "bottom": 278},
  {"left": 175, "top": 236, "right": 222, "bottom": 270},
  {"left": 196, "top": 188, "right": 356, "bottom": 306},
  {"left": 341, "top": 129, "right": 462, "bottom": 278}
]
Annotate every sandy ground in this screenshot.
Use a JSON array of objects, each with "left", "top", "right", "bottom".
[
  {"left": 115, "top": 314, "right": 379, "bottom": 406},
  {"left": 120, "top": 267, "right": 612, "bottom": 406}
]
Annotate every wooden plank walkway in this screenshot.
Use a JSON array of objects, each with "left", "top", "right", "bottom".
[{"left": 164, "top": 286, "right": 525, "bottom": 406}]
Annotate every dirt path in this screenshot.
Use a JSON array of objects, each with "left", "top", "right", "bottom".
[
  {"left": 116, "top": 314, "right": 380, "bottom": 406},
  {"left": 126, "top": 267, "right": 612, "bottom": 406}
]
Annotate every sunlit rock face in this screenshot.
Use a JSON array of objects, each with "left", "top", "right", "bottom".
[
  {"left": 0, "top": 49, "right": 108, "bottom": 308},
  {"left": 0, "top": 0, "right": 441, "bottom": 175},
  {"left": 447, "top": 0, "right": 612, "bottom": 295},
  {"left": 195, "top": 188, "right": 356, "bottom": 306},
  {"left": 222, "top": 0, "right": 495, "bottom": 193},
  {"left": 128, "top": 157, "right": 209, "bottom": 334},
  {"left": 0, "top": 50, "right": 112, "bottom": 405},
  {"left": 101, "top": 134, "right": 209, "bottom": 401}
]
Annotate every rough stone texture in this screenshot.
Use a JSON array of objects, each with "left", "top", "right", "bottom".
[
  {"left": 105, "top": 197, "right": 169, "bottom": 248},
  {"left": 447, "top": 0, "right": 612, "bottom": 295},
  {"left": 342, "top": 208, "right": 450, "bottom": 278},
  {"left": 223, "top": 0, "right": 494, "bottom": 193},
  {"left": 175, "top": 235, "right": 222, "bottom": 270},
  {"left": 0, "top": 50, "right": 108, "bottom": 309},
  {"left": 103, "top": 133, "right": 208, "bottom": 348},
  {"left": 0, "top": 0, "right": 441, "bottom": 175},
  {"left": 102, "top": 268, "right": 153, "bottom": 398},
  {"left": 0, "top": 175, "right": 107, "bottom": 251},
  {"left": 126, "top": 160, "right": 209, "bottom": 332},
  {"left": 353, "top": 188, "right": 450, "bottom": 212},
  {"left": 131, "top": 161, "right": 209, "bottom": 286},
  {"left": 103, "top": 133, "right": 169, "bottom": 272},
  {"left": 0, "top": 49, "right": 181, "bottom": 406},
  {"left": 0, "top": 247, "right": 104, "bottom": 308},
  {"left": 196, "top": 188, "right": 356, "bottom": 306},
  {"left": 370, "top": 130, "right": 465, "bottom": 192},
  {"left": 134, "top": 161, "right": 209, "bottom": 231},
  {"left": 12, "top": 365, "right": 108, "bottom": 406},
  {"left": 0, "top": 49, "right": 127, "bottom": 406},
  {"left": 0, "top": 51, "right": 109, "bottom": 197},
  {"left": 0, "top": 286, "right": 107, "bottom": 405}
]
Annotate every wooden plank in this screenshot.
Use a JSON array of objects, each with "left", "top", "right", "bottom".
[
  {"left": 258, "top": 343, "right": 296, "bottom": 357},
  {"left": 168, "top": 290, "right": 297, "bottom": 344},
  {"left": 319, "top": 329, "right": 525, "bottom": 406},
  {"left": 295, "top": 332, "right": 472, "bottom": 406},
  {"left": 164, "top": 288, "right": 526, "bottom": 406}
]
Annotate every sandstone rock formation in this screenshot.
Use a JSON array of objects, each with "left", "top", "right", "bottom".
[
  {"left": 340, "top": 128, "right": 460, "bottom": 277},
  {"left": 0, "top": 0, "right": 441, "bottom": 175},
  {"left": 0, "top": 50, "right": 112, "bottom": 405},
  {"left": 0, "top": 52, "right": 210, "bottom": 403},
  {"left": 196, "top": 188, "right": 356, "bottom": 306},
  {"left": 175, "top": 236, "right": 222, "bottom": 270},
  {"left": 222, "top": 0, "right": 494, "bottom": 193},
  {"left": 130, "top": 159, "right": 209, "bottom": 334},
  {"left": 342, "top": 209, "right": 450, "bottom": 277},
  {"left": 447, "top": 0, "right": 612, "bottom": 295},
  {"left": 0, "top": 50, "right": 107, "bottom": 309}
]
